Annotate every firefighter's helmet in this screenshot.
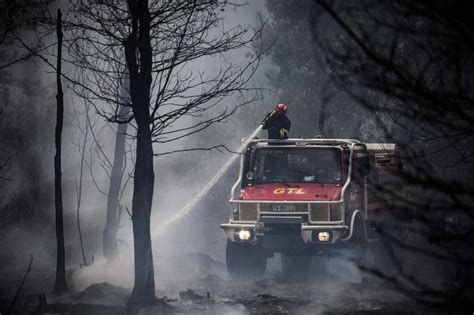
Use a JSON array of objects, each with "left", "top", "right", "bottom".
[{"left": 276, "top": 103, "right": 288, "bottom": 113}]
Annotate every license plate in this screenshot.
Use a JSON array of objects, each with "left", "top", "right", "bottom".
[{"left": 272, "top": 205, "right": 296, "bottom": 212}]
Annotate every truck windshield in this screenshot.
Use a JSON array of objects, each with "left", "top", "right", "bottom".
[{"left": 250, "top": 147, "right": 342, "bottom": 184}]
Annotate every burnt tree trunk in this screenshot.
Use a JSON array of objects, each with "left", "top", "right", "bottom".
[
  {"left": 53, "top": 8, "right": 69, "bottom": 295},
  {"left": 103, "top": 79, "right": 130, "bottom": 260},
  {"left": 76, "top": 104, "right": 88, "bottom": 267},
  {"left": 125, "top": 0, "right": 156, "bottom": 310}
]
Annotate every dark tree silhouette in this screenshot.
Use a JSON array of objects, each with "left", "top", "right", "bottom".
[
  {"left": 310, "top": 0, "right": 474, "bottom": 311},
  {"left": 71, "top": 94, "right": 133, "bottom": 264},
  {"left": 70, "top": 101, "right": 92, "bottom": 267},
  {"left": 0, "top": 159, "right": 13, "bottom": 181},
  {"left": 124, "top": 1, "right": 156, "bottom": 303},
  {"left": 63, "top": 0, "right": 263, "bottom": 311},
  {"left": 0, "top": 2, "right": 72, "bottom": 295},
  {"left": 103, "top": 78, "right": 131, "bottom": 260},
  {"left": 52, "top": 8, "right": 69, "bottom": 295},
  {"left": 0, "top": 1, "right": 51, "bottom": 70}
]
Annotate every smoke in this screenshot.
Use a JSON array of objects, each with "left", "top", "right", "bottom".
[
  {"left": 72, "top": 256, "right": 133, "bottom": 291},
  {"left": 324, "top": 251, "right": 364, "bottom": 284}
]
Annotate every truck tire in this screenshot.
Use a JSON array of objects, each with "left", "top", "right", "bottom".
[
  {"left": 226, "top": 239, "right": 267, "bottom": 281},
  {"left": 348, "top": 216, "right": 368, "bottom": 270},
  {"left": 281, "top": 253, "right": 312, "bottom": 281}
]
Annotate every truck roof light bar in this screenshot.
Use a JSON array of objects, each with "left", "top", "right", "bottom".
[{"left": 247, "top": 138, "right": 362, "bottom": 145}]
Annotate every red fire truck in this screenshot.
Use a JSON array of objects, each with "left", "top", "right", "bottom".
[{"left": 221, "top": 138, "right": 407, "bottom": 280}]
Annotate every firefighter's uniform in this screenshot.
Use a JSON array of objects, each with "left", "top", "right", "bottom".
[{"left": 262, "top": 111, "right": 291, "bottom": 139}]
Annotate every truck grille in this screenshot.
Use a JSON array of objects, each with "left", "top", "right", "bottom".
[
  {"left": 310, "top": 204, "right": 330, "bottom": 221},
  {"left": 239, "top": 203, "right": 258, "bottom": 221},
  {"left": 238, "top": 203, "right": 340, "bottom": 222}
]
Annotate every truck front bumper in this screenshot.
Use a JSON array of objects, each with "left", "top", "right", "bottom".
[{"left": 221, "top": 221, "right": 348, "bottom": 244}]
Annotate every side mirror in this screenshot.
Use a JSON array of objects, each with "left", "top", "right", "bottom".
[
  {"left": 359, "top": 155, "right": 370, "bottom": 176},
  {"left": 354, "top": 153, "right": 370, "bottom": 178}
]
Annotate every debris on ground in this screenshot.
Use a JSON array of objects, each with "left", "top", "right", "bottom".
[
  {"left": 73, "top": 282, "right": 129, "bottom": 305},
  {"left": 179, "top": 288, "right": 206, "bottom": 301},
  {"left": 160, "top": 295, "right": 177, "bottom": 303}
]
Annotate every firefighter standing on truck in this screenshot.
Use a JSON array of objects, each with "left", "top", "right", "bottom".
[{"left": 261, "top": 103, "right": 291, "bottom": 139}]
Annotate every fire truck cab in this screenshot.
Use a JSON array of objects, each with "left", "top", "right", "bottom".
[{"left": 221, "top": 138, "right": 405, "bottom": 280}]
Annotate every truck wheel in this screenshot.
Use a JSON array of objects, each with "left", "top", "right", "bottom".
[
  {"left": 348, "top": 217, "right": 368, "bottom": 270},
  {"left": 226, "top": 239, "right": 267, "bottom": 281},
  {"left": 281, "top": 253, "right": 312, "bottom": 281}
]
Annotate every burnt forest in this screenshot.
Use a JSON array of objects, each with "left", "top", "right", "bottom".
[{"left": 0, "top": 1, "right": 473, "bottom": 314}]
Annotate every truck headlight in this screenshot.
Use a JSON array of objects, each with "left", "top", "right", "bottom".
[
  {"left": 238, "top": 229, "right": 252, "bottom": 241},
  {"left": 318, "top": 232, "right": 330, "bottom": 242},
  {"left": 313, "top": 231, "right": 331, "bottom": 242}
]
